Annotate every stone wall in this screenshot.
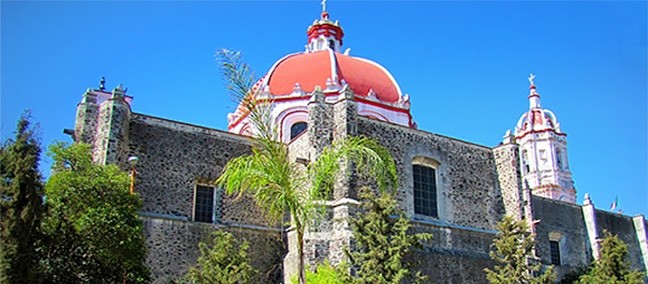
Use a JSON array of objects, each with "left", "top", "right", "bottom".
[
  {"left": 532, "top": 196, "right": 591, "bottom": 278},
  {"left": 596, "top": 210, "right": 647, "bottom": 272},
  {"left": 357, "top": 117, "right": 505, "bottom": 230},
  {"left": 287, "top": 126, "right": 310, "bottom": 166},
  {"left": 321, "top": 114, "right": 507, "bottom": 282},
  {"left": 143, "top": 216, "right": 285, "bottom": 283},
  {"left": 77, "top": 93, "right": 648, "bottom": 283},
  {"left": 493, "top": 143, "right": 524, "bottom": 219},
  {"left": 127, "top": 114, "right": 285, "bottom": 283},
  {"left": 408, "top": 221, "right": 496, "bottom": 283},
  {"left": 127, "top": 113, "right": 274, "bottom": 227}
]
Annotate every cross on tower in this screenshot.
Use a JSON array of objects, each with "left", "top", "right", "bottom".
[
  {"left": 528, "top": 73, "right": 536, "bottom": 86},
  {"left": 321, "top": 0, "right": 327, "bottom": 12}
]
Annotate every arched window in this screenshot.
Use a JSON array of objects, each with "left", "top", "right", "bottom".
[
  {"left": 412, "top": 157, "right": 439, "bottom": 218},
  {"left": 328, "top": 39, "right": 335, "bottom": 50},
  {"left": 555, "top": 148, "right": 563, "bottom": 170},
  {"left": 290, "top": 122, "right": 307, "bottom": 140}
]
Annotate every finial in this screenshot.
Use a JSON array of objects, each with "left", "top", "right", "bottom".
[
  {"left": 99, "top": 76, "right": 106, "bottom": 91},
  {"left": 528, "top": 73, "right": 536, "bottom": 87},
  {"left": 320, "top": 0, "right": 329, "bottom": 19}
]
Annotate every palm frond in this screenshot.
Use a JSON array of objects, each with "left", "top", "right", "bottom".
[
  {"left": 216, "top": 49, "right": 279, "bottom": 141},
  {"left": 216, "top": 49, "right": 256, "bottom": 106},
  {"left": 216, "top": 48, "right": 400, "bottom": 284},
  {"left": 309, "top": 136, "right": 398, "bottom": 197}
]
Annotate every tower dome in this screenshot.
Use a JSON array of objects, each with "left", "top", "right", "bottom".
[
  {"left": 514, "top": 75, "right": 562, "bottom": 137},
  {"left": 228, "top": 8, "right": 414, "bottom": 142}
]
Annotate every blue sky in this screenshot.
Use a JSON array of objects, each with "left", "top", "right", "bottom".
[{"left": 2, "top": 1, "right": 646, "bottom": 216}]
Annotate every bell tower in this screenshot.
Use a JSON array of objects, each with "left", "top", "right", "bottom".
[{"left": 513, "top": 74, "right": 576, "bottom": 203}]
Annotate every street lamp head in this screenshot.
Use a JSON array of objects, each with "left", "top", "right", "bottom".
[{"left": 128, "top": 156, "right": 139, "bottom": 167}]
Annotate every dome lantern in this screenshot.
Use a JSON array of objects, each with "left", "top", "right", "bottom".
[{"left": 306, "top": 1, "right": 344, "bottom": 53}]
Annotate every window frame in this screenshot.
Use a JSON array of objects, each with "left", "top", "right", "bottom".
[
  {"left": 548, "top": 231, "right": 565, "bottom": 266},
  {"left": 192, "top": 184, "right": 221, "bottom": 223},
  {"left": 549, "top": 240, "right": 561, "bottom": 265},
  {"left": 412, "top": 157, "right": 440, "bottom": 219}
]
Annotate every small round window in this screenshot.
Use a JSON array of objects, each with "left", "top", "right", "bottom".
[{"left": 290, "top": 122, "right": 307, "bottom": 140}]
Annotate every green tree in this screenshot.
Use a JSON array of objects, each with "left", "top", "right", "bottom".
[
  {"left": 577, "top": 231, "right": 644, "bottom": 284},
  {"left": 40, "top": 142, "right": 149, "bottom": 283},
  {"left": 292, "top": 261, "right": 346, "bottom": 284},
  {"left": 558, "top": 266, "right": 587, "bottom": 284},
  {"left": 0, "top": 114, "right": 46, "bottom": 283},
  {"left": 183, "top": 230, "right": 256, "bottom": 284},
  {"left": 345, "top": 187, "right": 431, "bottom": 284},
  {"left": 215, "top": 49, "right": 397, "bottom": 284},
  {"left": 484, "top": 215, "right": 555, "bottom": 284}
]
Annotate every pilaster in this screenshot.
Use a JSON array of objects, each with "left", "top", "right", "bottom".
[
  {"left": 331, "top": 86, "right": 358, "bottom": 200},
  {"left": 74, "top": 89, "right": 99, "bottom": 146},
  {"left": 93, "top": 87, "right": 131, "bottom": 166},
  {"left": 632, "top": 215, "right": 648, "bottom": 274},
  {"left": 299, "top": 87, "right": 360, "bottom": 277},
  {"left": 307, "top": 87, "right": 332, "bottom": 158},
  {"left": 493, "top": 134, "right": 524, "bottom": 220},
  {"left": 582, "top": 194, "right": 600, "bottom": 260},
  {"left": 332, "top": 86, "right": 357, "bottom": 141}
]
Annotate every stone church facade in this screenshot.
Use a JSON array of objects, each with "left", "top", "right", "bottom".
[{"left": 70, "top": 8, "right": 647, "bottom": 284}]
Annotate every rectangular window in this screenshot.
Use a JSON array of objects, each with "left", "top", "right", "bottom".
[
  {"left": 413, "top": 165, "right": 437, "bottom": 218},
  {"left": 193, "top": 185, "right": 220, "bottom": 223},
  {"left": 549, "top": 240, "right": 561, "bottom": 265}
]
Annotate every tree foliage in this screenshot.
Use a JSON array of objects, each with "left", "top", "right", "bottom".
[
  {"left": 0, "top": 113, "right": 46, "bottom": 283},
  {"left": 577, "top": 231, "right": 644, "bottom": 284},
  {"left": 291, "top": 261, "right": 347, "bottom": 284},
  {"left": 345, "top": 187, "right": 431, "bottom": 284},
  {"left": 183, "top": 230, "right": 257, "bottom": 284},
  {"left": 215, "top": 49, "right": 398, "bottom": 284},
  {"left": 40, "top": 142, "right": 149, "bottom": 283},
  {"left": 558, "top": 266, "right": 587, "bottom": 284},
  {"left": 484, "top": 215, "right": 555, "bottom": 284}
]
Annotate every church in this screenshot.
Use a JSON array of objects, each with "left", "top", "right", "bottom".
[{"left": 70, "top": 5, "right": 648, "bottom": 283}]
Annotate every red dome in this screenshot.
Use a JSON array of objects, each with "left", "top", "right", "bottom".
[{"left": 265, "top": 50, "right": 401, "bottom": 103}]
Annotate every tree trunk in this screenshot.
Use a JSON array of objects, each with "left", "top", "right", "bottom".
[{"left": 297, "top": 221, "right": 306, "bottom": 284}]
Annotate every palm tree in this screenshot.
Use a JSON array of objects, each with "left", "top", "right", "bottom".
[{"left": 215, "top": 49, "right": 397, "bottom": 284}]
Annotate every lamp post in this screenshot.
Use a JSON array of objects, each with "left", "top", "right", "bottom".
[
  {"left": 124, "top": 156, "right": 139, "bottom": 284},
  {"left": 128, "top": 156, "right": 139, "bottom": 194}
]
